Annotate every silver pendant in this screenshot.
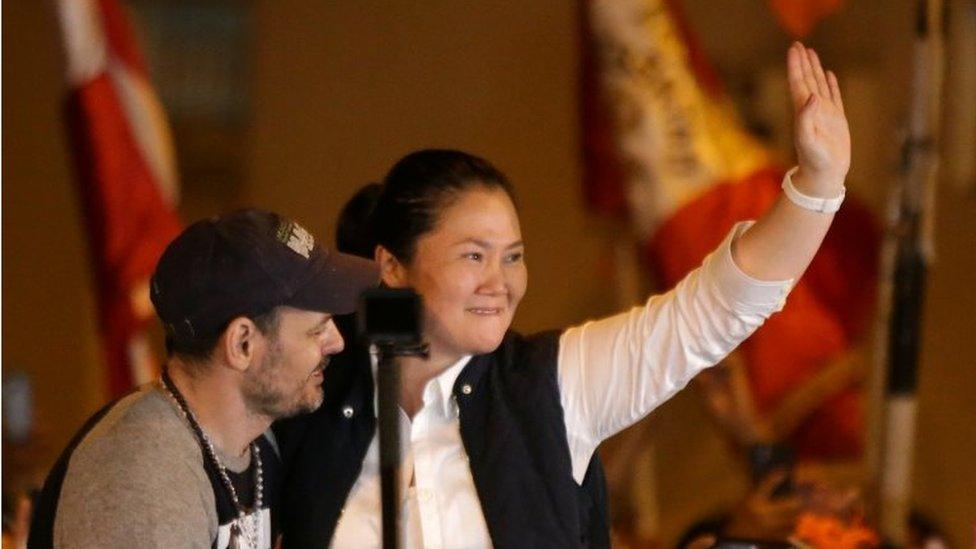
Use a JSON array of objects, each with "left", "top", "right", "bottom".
[{"left": 228, "top": 523, "right": 242, "bottom": 549}]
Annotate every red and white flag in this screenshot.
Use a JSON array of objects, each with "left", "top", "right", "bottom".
[
  {"left": 584, "top": 0, "right": 879, "bottom": 459},
  {"left": 56, "top": 0, "right": 182, "bottom": 396}
]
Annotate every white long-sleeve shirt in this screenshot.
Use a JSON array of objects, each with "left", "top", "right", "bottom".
[{"left": 331, "top": 221, "right": 793, "bottom": 549}]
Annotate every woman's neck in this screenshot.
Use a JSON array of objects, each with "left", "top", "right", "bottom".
[{"left": 397, "top": 349, "right": 462, "bottom": 418}]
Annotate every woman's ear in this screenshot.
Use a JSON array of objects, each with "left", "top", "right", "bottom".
[
  {"left": 220, "top": 317, "right": 261, "bottom": 373},
  {"left": 375, "top": 245, "right": 408, "bottom": 288}
]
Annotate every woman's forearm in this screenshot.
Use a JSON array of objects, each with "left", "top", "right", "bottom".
[
  {"left": 734, "top": 43, "right": 851, "bottom": 281},
  {"left": 733, "top": 169, "right": 842, "bottom": 282}
]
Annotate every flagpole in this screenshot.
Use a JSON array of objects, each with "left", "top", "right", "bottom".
[{"left": 875, "top": 0, "right": 945, "bottom": 543}]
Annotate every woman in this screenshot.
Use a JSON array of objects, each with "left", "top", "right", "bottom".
[{"left": 274, "top": 43, "right": 850, "bottom": 548}]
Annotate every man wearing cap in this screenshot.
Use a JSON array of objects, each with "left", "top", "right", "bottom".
[{"left": 28, "top": 209, "right": 378, "bottom": 549}]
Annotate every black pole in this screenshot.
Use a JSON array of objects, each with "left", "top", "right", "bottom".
[
  {"left": 376, "top": 345, "right": 401, "bottom": 549},
  {"left": 359, "top": 287, "right": 425, "bottom": 549},
  {"left": 877, "top": 0, "right": 944, "bottom": 542},
  {"left": 887, "top": 218, "right": 927, "bottom": 397}
]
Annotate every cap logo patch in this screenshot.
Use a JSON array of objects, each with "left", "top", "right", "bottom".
[{"left": 276, "top": 220, "right": 315, "bottom": 258}]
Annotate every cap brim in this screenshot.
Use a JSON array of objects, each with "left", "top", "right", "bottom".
[{"left": 288, "top": 250, "right": 379, "bottom": 315}]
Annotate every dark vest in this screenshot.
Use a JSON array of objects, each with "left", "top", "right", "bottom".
[{"left": 273, "top": 329, "right": 610, "bottom": 548}]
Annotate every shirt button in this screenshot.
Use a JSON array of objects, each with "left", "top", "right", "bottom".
[
  {"left": 418, "top": 489, "right": 432, "bottom": 502},
  {"left": 342, "top": 406, "right": 354, "bottom": 418},
  {"left": 461, "top": 384, "right": 472, "bottom": 395}
]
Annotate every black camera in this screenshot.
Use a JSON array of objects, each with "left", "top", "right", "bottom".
[{"left": 357, "top": 287, "right": 422, "bottom": 345}]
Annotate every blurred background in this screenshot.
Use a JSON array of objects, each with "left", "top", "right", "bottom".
[{"left": 3, "top": 0, "right": 974, "bottom": 546}]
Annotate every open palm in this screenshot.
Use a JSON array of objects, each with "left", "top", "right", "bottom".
[{"left": 788, "top": 43, "right": 851, "bottom": 183}]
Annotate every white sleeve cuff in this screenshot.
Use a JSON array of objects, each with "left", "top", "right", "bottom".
[{"left": 703, "top": 221, "right": 794, "bottom": 315}]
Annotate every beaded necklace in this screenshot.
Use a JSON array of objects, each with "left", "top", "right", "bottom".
[{"left": 160, "top": 370, "right": 264, "bottom": 549}]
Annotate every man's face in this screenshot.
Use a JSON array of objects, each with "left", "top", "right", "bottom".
[{"left": 242, "top": 307, "right": 344, "bottom": 419}]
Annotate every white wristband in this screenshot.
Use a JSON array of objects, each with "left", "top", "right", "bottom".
[{"left": 781, "top": 166, "right": 845, "bottom": 213}]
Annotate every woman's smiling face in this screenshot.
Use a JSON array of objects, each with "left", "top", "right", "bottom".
[{"left": 382, "top": 186, "right": 527, "bottom": 363}]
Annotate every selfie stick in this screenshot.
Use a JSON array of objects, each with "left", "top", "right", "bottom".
[{"left": 360, "top": 288, "right": 426, "bottom": 549}]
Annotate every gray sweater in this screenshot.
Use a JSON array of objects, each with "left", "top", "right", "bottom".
[{"left": 53, "top": 385, "right": 252, "bottom": 548}]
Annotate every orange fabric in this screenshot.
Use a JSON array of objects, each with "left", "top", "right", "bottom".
[
  {"left": 645, "top": 169, "right": 880, "bottom": 459},
  {"left": 767, "top": 0, "right": 847, "bottom": 38},
  {"left": 795, "top": 512, "right": 880, "bottom": 547}
]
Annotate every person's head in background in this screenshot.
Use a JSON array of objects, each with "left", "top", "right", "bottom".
[
  {"left": 343, "top": 149, "right": 526, "bottom": 368},
  {"left": 336, "top": 182, "right": 382, "bottom": 259}
]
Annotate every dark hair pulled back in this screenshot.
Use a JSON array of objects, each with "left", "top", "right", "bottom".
[{"left": 340, "top": 149, "right": 518, "bottom": 263}]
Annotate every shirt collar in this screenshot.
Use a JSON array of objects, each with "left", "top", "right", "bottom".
[
  {"left": 433, "top": 355, "right": 472, "bottom": 408},
  {"left": 370, "top": 351, "right": 473, "bottom": 418}
]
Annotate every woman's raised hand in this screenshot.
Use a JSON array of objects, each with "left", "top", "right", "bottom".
[{"left": 787, "top": 43, "right": 851, "bottom": 195}]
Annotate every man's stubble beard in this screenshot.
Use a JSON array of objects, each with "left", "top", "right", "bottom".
[{"left": 242, "top": 341, "right": 326, "bottom": 420}]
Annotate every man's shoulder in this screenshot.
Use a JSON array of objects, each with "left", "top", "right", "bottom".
[
  {"left": 65, "top": 385, "right": 205, "bottom": 488},
  {"left": 54, "top": 386, "right": 217, "bottom": 547}
]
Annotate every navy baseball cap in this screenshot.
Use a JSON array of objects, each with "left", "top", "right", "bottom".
[{"left": 150, "top": 208, "right": 378, "bottom": 344}]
